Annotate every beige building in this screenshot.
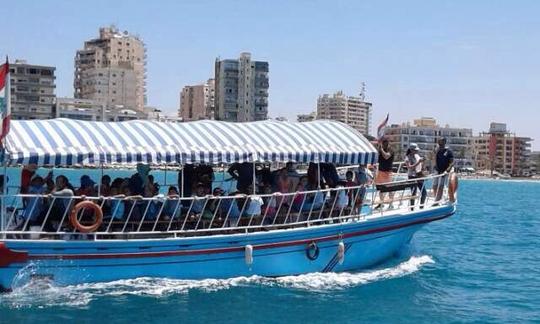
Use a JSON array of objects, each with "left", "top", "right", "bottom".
[
  {"left": 9, "top": 59, "right": 56, "bottom": 120},
  {"left": 316, "top": 91, "right": 371, "bottom": 135},
  {"left": 215, "top": 52, "right": 269, "bottom": 122},
  {"left": 474, "top": 123, "right": 532, "bottom": 176},
  {"left": 179, "top": 79, "right": 215, "bottom": 121},
  {"left": 384, "top": 117, "right": 474, "bottom": 171},
  {"left": 74, "top": 25, "right": 146, "bottom": 111}
]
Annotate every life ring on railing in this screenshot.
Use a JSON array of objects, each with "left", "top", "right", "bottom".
[
  {"left": 448, "top": 173, "right": 459, "bottom": 202},
  {"left": 69, "top": 201, "right": 103, "bottom": 233},
  {"left": 306, "top": 242, "right": 320, "bottom": 261}
]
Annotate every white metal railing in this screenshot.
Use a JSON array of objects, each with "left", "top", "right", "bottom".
[{"left": 0, "top": 173, "right": 452, "bottom": 240}]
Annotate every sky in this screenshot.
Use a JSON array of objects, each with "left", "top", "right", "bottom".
[{"left": 4, "top": 0, "right": 540, "bottom": 149}]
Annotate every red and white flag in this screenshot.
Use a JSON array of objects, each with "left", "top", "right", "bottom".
[
  {"left": 0, "top": 58, "right": 11, "bottom": 143},
  {"left": 377, "top": 113, "right": 389, "bottom": 140}
]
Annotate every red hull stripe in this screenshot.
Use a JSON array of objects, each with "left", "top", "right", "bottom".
[
  {"left": 16, "top": 212, "right": 453, "bottom": 263},
  {"left": 0, "top": 243, "right": 29, "bottom": 267}
]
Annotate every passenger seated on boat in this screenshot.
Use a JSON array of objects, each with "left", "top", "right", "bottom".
[
  {"left": 100, "top": 175, "right": 112, "bottom": 197},
  {"left": 22, "top": 176, "right": 46, "bottom": 226},
  {"left": 291, "top": 177, "right": 324, "bottom": 213},
  {"left": 76, "top": 175, "right": 97, "bottom": 197},
  {"left": 189, "top": 183, "right": 212, "bottom": 221},
  {"left": 44, "top": 175, "right": 74, "bottom": 231},
  {"left": 256, "top": 164, "right": 273, "bottom": 193},
  {"left": 353, "top": 165, "right": 370, "bottom": 209},
  {"left": 219, "top": 192, "right": 242, "bottom": 225},
  {"left": 161, "top": 186, "right": 181, "bottom": 220},
  {"left": 228, "top": 162, "right": 254, "bottom": 192},
  {"left": 242, "top": 184, "right": 263, "bottom": 218},
  {"left": 334, "top": 181, "right": 349, "bottom": 209},
  {"left": 128, "top": 173, "right": 145, "bottom": 196},
  {"left": 262, "top": 185, "right": 277, "bottom": 220},
  {"left": 178, "top": 164, "right": 195, "bottom": 198},
  {"left": 321, "top": 163, "right": 340, "bottom": 188},
  {"left": 20, "top": 164, "right": 38, "bottom": 195},
  {"left": 195, "top": 164, "right": 214, "bottom": 194},
  {"left": 307, "top": 163, "right": 323, "bottom": 189}
]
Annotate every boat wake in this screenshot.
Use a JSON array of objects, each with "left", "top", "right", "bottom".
[{"left": 0, "top": 255, "right": 434, "bottom": 308}]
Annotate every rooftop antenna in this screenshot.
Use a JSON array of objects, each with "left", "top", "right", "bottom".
[{"left": 359, "top": 82, "right": 366, "bottom": 101}]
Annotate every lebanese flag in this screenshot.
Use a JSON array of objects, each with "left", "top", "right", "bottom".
[
  {"left": 0, "top": 58, "right": 11, "bottom": 143},
  {"left": 377, "top": 113, "right": 389, "bottom": 140}
]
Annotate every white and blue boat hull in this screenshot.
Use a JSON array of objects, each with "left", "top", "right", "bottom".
[{"left": 0, "top": 205, "right": 454, "bottom": 291}]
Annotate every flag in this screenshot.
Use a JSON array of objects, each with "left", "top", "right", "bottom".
[
  {"left": 0, "top": 58, "right": 11, "bottom": 143},
  {"left": 377, "top": 113, "right": 389, "bottom": 140}
]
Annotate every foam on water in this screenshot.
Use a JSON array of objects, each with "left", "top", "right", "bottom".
[{"left": 0, "top": 255, "right": 434, "bottom": 309}]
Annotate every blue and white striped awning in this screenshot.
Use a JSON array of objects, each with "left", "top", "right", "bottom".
[{"left": 3, "top": 119, "right": 377, "bottom": 166}]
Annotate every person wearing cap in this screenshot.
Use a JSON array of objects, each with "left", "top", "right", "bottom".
[
  {"left": 433, "top": 137, "right": 454, "bottom": 202},
  {"left": 405, "top": 143, "right": 427, "bottom": 210},
  {"left": 375, "top": 138, "right": 395, "bottom": 209}
]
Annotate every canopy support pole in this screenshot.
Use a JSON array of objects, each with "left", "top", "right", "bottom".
[
  {"left": 252, "top": 163, "right": 256, "bottom": 195},
  {"left": 317, "top": 162, "right": 321, "bottom": 189},
  {"left": 164, "top": 165, "right": 168, "bottom": 188},
  {"left": 180, "top": 166, "right": 184, "bottom": 197},
  {"left": 98, "top": 162, "right": 103, "bottom": 196}
]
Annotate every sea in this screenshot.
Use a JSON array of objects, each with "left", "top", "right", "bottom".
[{"left": 0, "top": 173, "right": 539, "bottom": 323}]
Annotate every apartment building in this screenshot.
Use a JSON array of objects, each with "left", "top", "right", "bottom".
[
  {"left": 316, "top": 91, "right": 371, "bottom": 135},
  {"left": 214, "top": 52, "right": 269, "bottom": 122},
  {"left": 384, "top": 117, "right": 474, "bottom": 170},
  {"left": 8, "top": 59, "right": 56, "bottom": 120},
  {"left": 474, "top": 123, "right": 532, "bottom": 176},
  {"left": 74, "top": 25, "right": 146, "bottom": 111},
  {"left": 179, "top": 79, "right": 215, "bottom": 121}
]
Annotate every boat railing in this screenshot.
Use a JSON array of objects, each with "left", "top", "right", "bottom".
[{"left": 0, "top": 173, "right": 453, "bottom": 240}]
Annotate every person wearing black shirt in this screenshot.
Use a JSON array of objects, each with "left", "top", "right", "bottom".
[
  {"left": 228, "top": 162, "right": 254, "bottom": 192},
  {"left": 375, "top": 139, "right": 395, "bottom": 209},
  {"left": 433, "top": 138, "right": 454, "bottom": 202}
]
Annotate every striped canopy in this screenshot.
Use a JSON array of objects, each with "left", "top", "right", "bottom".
[{"left": 3, "top": 119, "right": 377, "bottom": 166}]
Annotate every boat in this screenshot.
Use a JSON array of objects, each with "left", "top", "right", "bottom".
[{"left": 0, "top": 119, "right": 457, "bottom": 292}]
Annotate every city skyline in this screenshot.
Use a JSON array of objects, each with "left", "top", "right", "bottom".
[{"left": 4, "top": 0, "right": 539, "bottom": 149}]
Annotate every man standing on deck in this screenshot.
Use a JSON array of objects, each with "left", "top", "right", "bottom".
[
  {"left": 433, "top": 137, "right": 454, "bottom": 203},
  {"left": 375, "top": 138, "right": 395, "bottom": 209}
]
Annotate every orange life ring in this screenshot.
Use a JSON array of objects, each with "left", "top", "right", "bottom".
[
  {"left": 70, "top": 201, "right": 103, "bottom": 233},
  {"left": 448, "top": 173, "right": 459, "bottom": 202}
]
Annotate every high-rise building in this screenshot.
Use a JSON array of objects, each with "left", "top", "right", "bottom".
[
  {"left": 384, "top": 117, "right": 474, "bottom": 171},
  {"left": 316, "top": 91, "right": 372, "bottom": 135},
  {"left": 214, "top": 52, "right": 269, "bottom": 122},
  {"left": 74, "top": 25, "right": 146, "bottom": 111},
  {"left": 179, "top": 79, "right": 215, "bottom": 121},
  {"left": 473, "top": 123, "right": 532, "bottom": 176},
  {"left": 9, "top": 59, "right": 56, "bottom": 120}
]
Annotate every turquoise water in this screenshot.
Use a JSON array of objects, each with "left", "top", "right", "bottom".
[{"left": 0, "top": 180, "right": 539, "bottom": 323}]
